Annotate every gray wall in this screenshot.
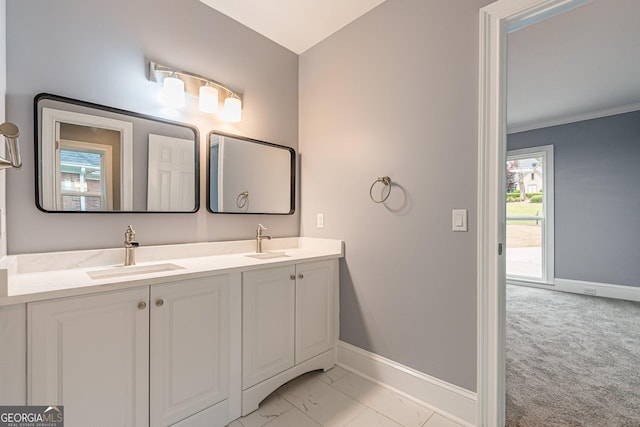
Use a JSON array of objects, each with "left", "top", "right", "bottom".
[
  {"left": 5, "top": 0, "right": 299, "bottom": 253},
  {"left": 508, "top": 111, "right": 640, "bottom": 287},
  {"left": 299, "top": 0, "right": 493, "bottom": 391}
]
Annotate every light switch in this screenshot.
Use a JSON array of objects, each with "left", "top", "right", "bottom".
[
  {"left": 452, "top": 209, "right": 467, "bottom": 232},
  {"left": 316, "top": 213, "right": 324, "bottom": 229}
]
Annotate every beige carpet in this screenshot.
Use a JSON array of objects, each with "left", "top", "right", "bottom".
[{"left": 506, "top": 285, "right": 640, "bottom": 426}]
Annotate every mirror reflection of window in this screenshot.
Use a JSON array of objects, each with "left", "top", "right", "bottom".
[
  {"left": 40, "top": 106, "right": 133, "bottom": 212},
  {"left": 57, "top": 123, "right": 120, "bottom": 211},
  {"left": 59, "top": 148, "right": 106, "bottom": 210},
  {"left": 36, "top": 94, "right": 199, "bottom": 213}
]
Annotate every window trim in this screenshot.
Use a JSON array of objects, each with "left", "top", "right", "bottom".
[{"left": 506, "top": 144, "right": 554, "bottom": 284}]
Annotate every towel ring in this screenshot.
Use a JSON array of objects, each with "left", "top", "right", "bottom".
[
  {"left": 236, "top": 191, "right": 249, "bottom": 208},
  {"left": 369, "top": 176, "right": 392, "bottom": 203}
]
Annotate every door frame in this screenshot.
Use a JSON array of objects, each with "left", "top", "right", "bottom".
[{"left": 476, "top": 0, "right": 591, "bottom": 425}]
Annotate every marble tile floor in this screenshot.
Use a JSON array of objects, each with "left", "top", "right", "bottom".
[{"left": 229, "top": 366, "right": 463, "bottom": 427}]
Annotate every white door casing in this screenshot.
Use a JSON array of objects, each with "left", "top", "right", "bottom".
[
  {"left": 40, "top": 107, "right": 133, "bottom": 210},
  {"left": 477, "top": 1, "right": 591, "bottom": 426}
]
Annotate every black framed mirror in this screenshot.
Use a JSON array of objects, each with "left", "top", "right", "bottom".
[
  {"left": 35, "top": 93, "right": 199, "bottom": 213},
  {"left": 208, "top": 131, "right": 295, "bottom": 214}
]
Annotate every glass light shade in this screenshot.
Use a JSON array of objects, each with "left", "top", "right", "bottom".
[
  {"left": 199, "top": 85, "right": 219, "bottom": 113},
  {"left": 222, "top": 97, "right": 242, "bottom": 122},
  {"left": 161, "top": 76, "right": 185, "bottom": 108}
]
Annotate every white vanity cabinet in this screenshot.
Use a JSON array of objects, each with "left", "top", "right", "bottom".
[
  {"left": 242, "top": 265, "right": 296, "bottom": 389},
  {"left": 28, "top": 275, "right": 232, "bottom": 427},
  {"left": 241, "top": 259, "right": 338, "bottom": 414},
  {"left": 28, "top": 287, "right": 150, "bottom": 426},
  {"left": 295, "top": 260, "right": 337, "bottom": 363},
  {"left": 0, "top": 303, "right": 27, "bottom": 404},
  {"left": 150, "top": 275, "right": 230, "bottom": 427}
]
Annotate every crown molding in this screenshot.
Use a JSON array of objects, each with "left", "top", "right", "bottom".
[{"left": 508, "top": 102, "right": 640, "bottom": 134}]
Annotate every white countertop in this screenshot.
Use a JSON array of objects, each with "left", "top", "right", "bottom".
[{"left": 0, "top": 237, "right": 343, "bottom": 306}]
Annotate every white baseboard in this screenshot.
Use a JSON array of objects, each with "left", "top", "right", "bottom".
[
  {"left": 553, "top": 278, "right": 640, "bottom": 302},
  {"left": 507, "top": 278, "right": 640, "bottom": 302},
  {"left": 337, "top": 341, "right": 477, "bottom": 427}
]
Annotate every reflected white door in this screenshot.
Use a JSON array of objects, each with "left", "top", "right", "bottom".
[{"left": 147, "top": 134, "right": 195, "bottom": 211}]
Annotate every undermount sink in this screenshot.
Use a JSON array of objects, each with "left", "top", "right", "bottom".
[
  {"left": 87, "top": 263, "right": 185, "bottom": 280},
  {"left": 245, "top": 251, "right": 290, "bottom": 260}
]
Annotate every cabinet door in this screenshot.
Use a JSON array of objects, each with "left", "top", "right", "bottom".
[
  {"left": 0, "top": 304, "right": 26, "bottom": 404},
  {"left": 28, "top": 288, "right": 149, "bottom": 427},
  {"left": 242, "top": 265, "right": 295, "bottom": 389},
  {"left": 150, "top": 276, "right": 230, "bottom": 427},
  {"left": 295, "top": 260, "right": 336, "bottom": 364}
]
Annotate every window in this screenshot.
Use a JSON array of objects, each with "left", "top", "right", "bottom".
[
  {"left": 505, "top": 145, "right": 554, "bottom": 283},
  {"left": 58, "top": 141, "right": 112, "bottom": 211}
]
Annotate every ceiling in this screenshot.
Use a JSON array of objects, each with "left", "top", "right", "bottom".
[
  {"left": 199, "top": 0, "right": 388, "bottom": 54},
  {"left": 199, "top": 0, "right": 639, "bottom": 131},
  {"left": 507, "top": 0, "right": 640, "bottom": 132}
]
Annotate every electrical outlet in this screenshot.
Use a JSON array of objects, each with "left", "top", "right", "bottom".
[{"left": 316, "top": 213, "right": 324, "bottom": 229}]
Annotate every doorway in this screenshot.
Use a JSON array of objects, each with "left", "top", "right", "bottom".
[
  {"left": 477, "top": 1, "right": 593, "bottom": 425},
  {"left": 478, "top": 0, "right": 640, "bottom": 425}
]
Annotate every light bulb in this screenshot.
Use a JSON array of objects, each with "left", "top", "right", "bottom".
[
  {"left": 199, "top": 85, "right": 219, "bottom": 113},
  {"left": 222, "top": 97, "right": 242, "bottom": 122},
  {"left": 161, "top": 76, "right": 185, "bottom": 108}
]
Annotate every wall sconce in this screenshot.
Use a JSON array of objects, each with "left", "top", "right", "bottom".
[
  {"left": 0, "top": 122, "right": 22, "bottom": 170},
  {"left": 149, "top": 61, "right": 243, "bottom": 122}
]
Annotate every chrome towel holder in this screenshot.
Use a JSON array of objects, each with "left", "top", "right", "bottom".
[
  {"left": 370, "top": 176, "right": 392, "bottom": 203},
  {"left": 236, "top": 191, "right": 249, "bottom": 208}
]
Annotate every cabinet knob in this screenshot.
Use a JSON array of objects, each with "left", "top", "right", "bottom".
[
  {"left": 138, "top": 301, "right": 147, "bottom": 310},
  {"left": 290, "top": 274, "right": 296, "bottom": 281},
  {"left": 156, "top": 299, "right": 164, "bottom": 307},
  {"left": 298, "top": 273, "right": 304, "bottom": 279}
]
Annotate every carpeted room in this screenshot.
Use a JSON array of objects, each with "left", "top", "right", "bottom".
[
  {"left": 503, "top": 0, "right": 640, "bottom": 422},
  {"left": 505, "top": 285, "right": 640, "bottom": 426}
]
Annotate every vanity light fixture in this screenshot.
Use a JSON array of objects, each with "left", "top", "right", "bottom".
[
  {"left": 222, "top": 96, "right": 242, "bottom": 122},
  {"left": 161, "top": 73, "right": 185, "bottom": 108},
  {"left": 149, "top": 61, "right": 243, "bottom": 122},
  {"left": 0, "top": 122, "right": 22, "bottom": 170},
  {"left": 199, "top": 84, "right": 219, "bottom": 113}
]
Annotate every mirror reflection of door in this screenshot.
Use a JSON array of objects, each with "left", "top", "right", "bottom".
[
  {"left": 41, "top": 107, "right": 134, "bottom": 211},
  {"left": 37, "top": 94, "right": 200, "bottom": 213},
  {"left": 505, "top": 145, "right": 554, "bottom": 283},
  {"left": 147, "top": 134, "right": 195, "bottom": 211}
]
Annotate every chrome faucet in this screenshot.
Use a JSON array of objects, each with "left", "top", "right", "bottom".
[
  {"left": 256, "top": 224, "right": 271, "bottom": 253},
  {"left": 124, "top": 225, "right": 139, "bottom": 266}
]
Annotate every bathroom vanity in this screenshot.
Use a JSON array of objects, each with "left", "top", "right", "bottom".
[{"left": 0, "top": 237, "right": 342, "bottom": 427}]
